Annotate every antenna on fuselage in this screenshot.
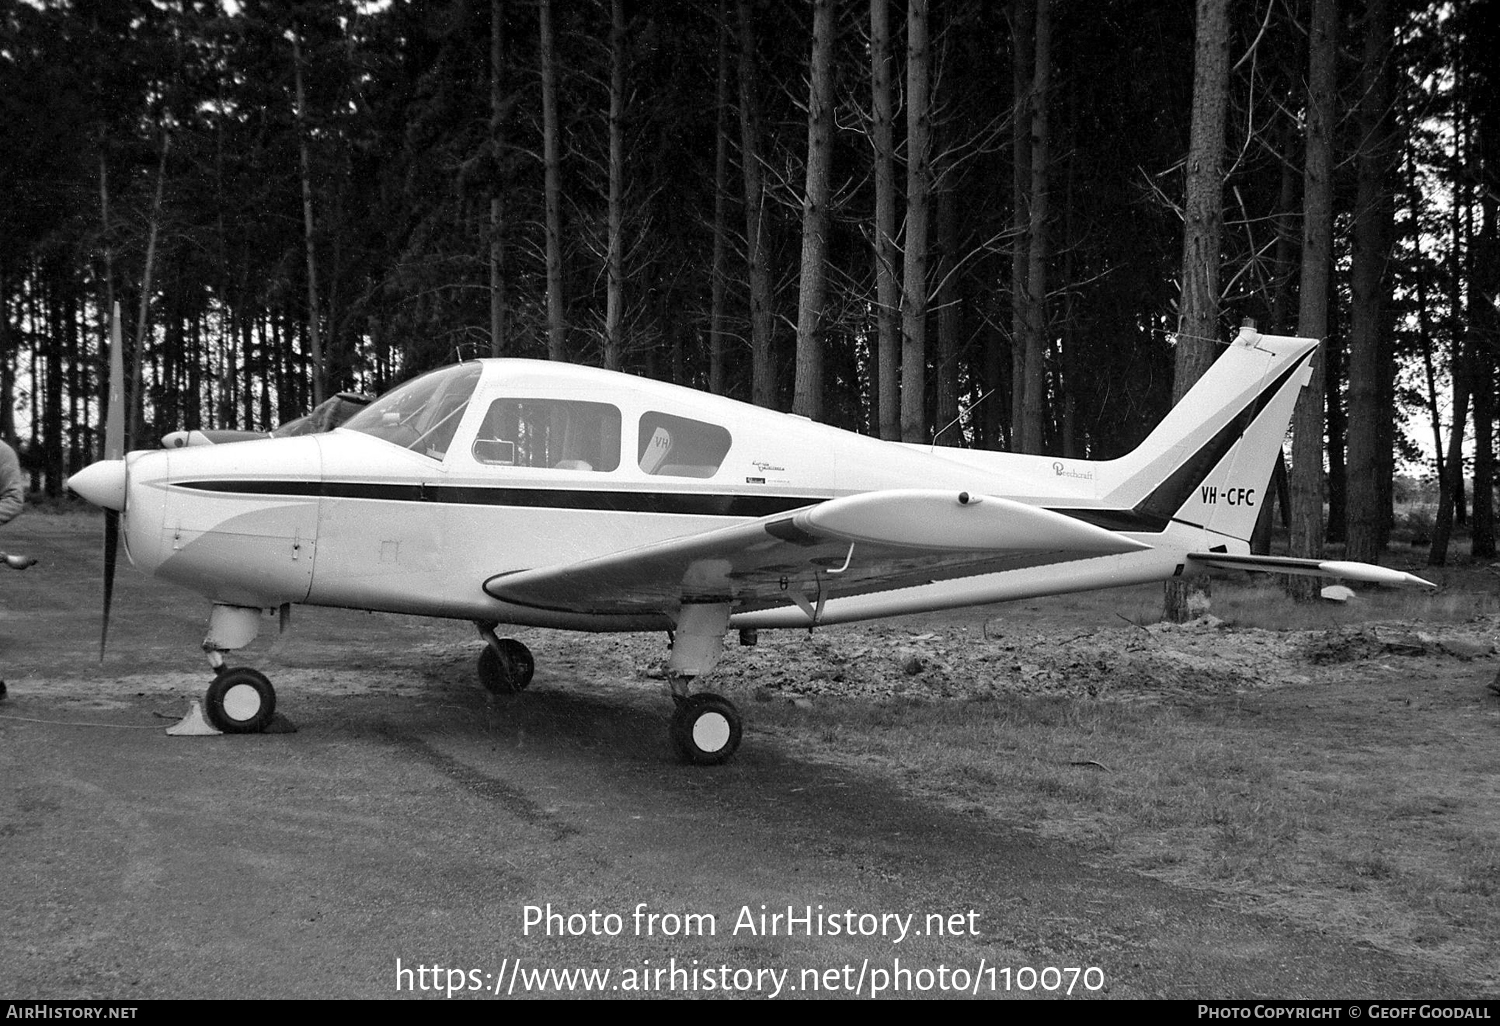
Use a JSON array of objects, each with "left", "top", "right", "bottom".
[{"left": 930, "top": 387, "right": 996, "bottom": 449}]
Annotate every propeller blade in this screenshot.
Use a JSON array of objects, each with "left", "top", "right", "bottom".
[
  {"left": 106, "top": 302, "right": 124, "bottom": 461},
  {"left": 99, "top": 302, "right": 125, "bottom": 662},
  {"left": 101, "top": 509, "right": 118, "bottom": 661}
]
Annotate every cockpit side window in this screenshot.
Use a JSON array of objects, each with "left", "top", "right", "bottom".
[
  {"left": 472, "top": 398, "right": 622, "bottom": 472},
  {"left": 341, "top": 363, "right": 482, "bottom": 461},
  {"left": 637, "top": 412, "right": 732, "bottom": 477}
]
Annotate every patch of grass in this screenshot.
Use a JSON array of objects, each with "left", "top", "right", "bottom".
[
  {"left": 1211, "top": 577, "right": 1500, "bottom": 630},
  {"left": 1343, "top": 849, "right": 1400, "bottom": 884},
  {"left": 753, "top": 670, "right": 1500, "bottom": 980},
  {"left": 1456, "top": 842, "right": 1500, "bottom": 897}
]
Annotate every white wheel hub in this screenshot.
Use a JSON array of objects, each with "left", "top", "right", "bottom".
[
  {"left": 691, "top": 710, "right": 731, "bottom": 753},
  {"left": 222, "top": 683, "right": 263, "bottom": 722}
]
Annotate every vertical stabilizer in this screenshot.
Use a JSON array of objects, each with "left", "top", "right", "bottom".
[{"left": 1097, "top": 327, "right": 1318, "bottom": 543}]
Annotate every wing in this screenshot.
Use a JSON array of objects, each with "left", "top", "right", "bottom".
[
  {"left": 484, "top": 489, "right": 1152, "bottom": 618},
  {"left": 1187, "top": 552, "right": 1436, "bottom": 588}
]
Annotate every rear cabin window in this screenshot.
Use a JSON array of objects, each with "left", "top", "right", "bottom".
[
  {"left": 471, "top": 398, "right": 621, "bottom": 472},
  {"left": 637, "top": 412, "right": 732, "bottom": 478}
]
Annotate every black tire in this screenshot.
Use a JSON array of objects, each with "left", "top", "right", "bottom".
[
  {"left": 670, "top": 693, "right": 742, "bottom": 766},
  {"left": 496, "top": 638, "right": 535, "bottom": 688},
  {"left": 478, "top": 644, "right": 523, "bottom": 694},
  {"left": 204, "top": 667, "right": 277, "bottom": 733}
]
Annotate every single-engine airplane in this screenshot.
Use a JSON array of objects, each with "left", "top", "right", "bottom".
[{"left": 67, "top": 324, "right": 1433, "bottom": 764}]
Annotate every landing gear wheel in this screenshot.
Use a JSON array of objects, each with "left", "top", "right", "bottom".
[
  {"left": 670, "top": 693, "right": 742, "bottom": 766},
  {"left": 478, "top": 640, "right": 533, "bottom": 694},
  {"left": 204, "top": 668, "right": 277, "bottom": 733},
  {"left": 496, "top": 638, "right": 534, "bottom": 688}
]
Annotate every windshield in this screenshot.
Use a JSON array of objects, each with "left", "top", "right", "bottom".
[{"left": 341, "top": 363, "right": 482, "bottom": 460}]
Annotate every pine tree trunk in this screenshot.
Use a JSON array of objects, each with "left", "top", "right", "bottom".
[
  {"left": 792, "top": 0, "right": 835, "bottom": 419},
  {"left": 1325, "top": 321, "right": 1346, "bottom": 544},
  {"left": 1286, "top": 0, "right": 1337, "bottom": 601},
  {"left": 489, "top": 0, "right": 508, "bottom": 358},
  {"left": 870, "top": 0, "right": 900, "bottom": 440},
  {"left": 708, "top": 1, "right": 730, "bottom": 396},
  {"left": 935, "top": 172, "right": 961, "bottom": 440},
  {"left": 540, "top": 0, "right": 566, "bottom": 361},
  {"left": 1268, "top": 118, "right": 1300, "bottom": 335},
  {"left": 1172, "top": 0, "right": 1229, "bottom": 403},
  {"left": 129, "top": 130, "right": 169, "bottom": 452},
  {"left": 1163, "top": 0, "right": 1229, "bottom": 621},
  {"left": 44, "top": 278, "right": 64, "bottom": 495},
  {"left": 1345, "top": 0, "right": 1396, "bottom": 563},
  {"left": 1473, "top": 352, "right": 1494, "bottom": 558},
  {"left": 291, "top": 31, "right": 324, "bottom": 407},
  {"left": 1431, "top": 124, "right": 1472, "bottom": 559},
  {"left": 736, "top": 0, "right": 775, "bottom": 408},
  {"left": 1430, "top": 353, "right": 1469, "bottom": 566},
  {"left": 1009, "top": 0, "right": 1034, "bottom": 449},
  {"left": 603, "top": 0, "right": 626, "bottom": 371},
  {"left": 1468, "top": 114, "right": 1498, "bottom": 558},
  {"left": 1018, "top": 0, "right": 1052, "bottom": 455},
  {"left": 900, "top": 0, "right": 931, "bottom": 443}
]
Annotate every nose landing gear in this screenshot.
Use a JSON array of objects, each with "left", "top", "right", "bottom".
[
  {"left": 200, "top": 603, "right": 278, "bottom": 734},
  {"left": 204, "top": 666, "right": 277, "bottom": 733}
]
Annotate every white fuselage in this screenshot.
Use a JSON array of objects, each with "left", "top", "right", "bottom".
[{"left": 112, "top": 340, "right": 1313, "bottom": 632}]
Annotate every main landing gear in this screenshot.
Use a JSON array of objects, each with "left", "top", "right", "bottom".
[
  {"left": 664, "top": 601, "right": 742, "bottom": 766},
  {"left": 474, "top": 611, "right": 745, "bottom": 765},
  {"left": 669, "top": 691, "right": 742, "bottom": 766},
  {"left": 478, "top": 641, "right": 535, "bottom": 693},
  {"left": 475, "top": 625, "right": 536, "bottom": 694}
]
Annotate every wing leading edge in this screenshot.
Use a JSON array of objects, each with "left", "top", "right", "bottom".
[{"left": 483, "top": 489, "right": 1152, "bottom": 618}]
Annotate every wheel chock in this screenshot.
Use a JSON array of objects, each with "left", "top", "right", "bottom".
[{"left": 166, "top": 700, "right": 223, "bottom": 737}]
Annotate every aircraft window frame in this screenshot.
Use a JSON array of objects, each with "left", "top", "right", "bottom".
[
  {"left": 471, "top": 397, "right": 622, "bottom": 473},
  {"left": 637, "top": 411, "right": 733, "bottom": 478},
  {"left": 340, "top": 363, "right": 482, "bottom": 461}
]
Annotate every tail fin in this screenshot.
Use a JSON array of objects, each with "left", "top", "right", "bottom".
[{"left": 1096, "top": 326, "right": 1318, "bottom": 544}]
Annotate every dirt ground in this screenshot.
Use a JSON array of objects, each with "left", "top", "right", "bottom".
[{"left": 1, "top": 510, "right": 1496, "bottom": 999}]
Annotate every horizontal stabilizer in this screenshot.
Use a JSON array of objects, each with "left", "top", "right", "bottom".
[{"left": 1188, "top": 552, "right": 1436, "bottom": 588}]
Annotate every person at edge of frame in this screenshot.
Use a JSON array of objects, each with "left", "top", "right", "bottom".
[{"left": 0, "top": 436, "right": 27, "bottom": 701}]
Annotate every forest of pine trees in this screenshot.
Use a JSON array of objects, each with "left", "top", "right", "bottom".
[{"left": 2, "top": 0, "right": 1497, "bottom": 569}]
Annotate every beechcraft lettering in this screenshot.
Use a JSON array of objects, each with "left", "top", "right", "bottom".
[
  {"left": 66, "top": 323, "right": 1434, "bottom": 765},
  {"left": 1198, "top": 485, "right": 1257, "bottom": 506}
]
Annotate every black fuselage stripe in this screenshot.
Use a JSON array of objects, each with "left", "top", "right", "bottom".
[
  {"left": 175, "top": 477, "right": 1175, "bottom": 533},
  {"left": 173, "top": 480, "right": 827, "bottom": 518}
]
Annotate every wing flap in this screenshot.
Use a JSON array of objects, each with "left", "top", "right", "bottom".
[{"left": 484, "top": 489, "right": 1151, "bottom": 616}]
